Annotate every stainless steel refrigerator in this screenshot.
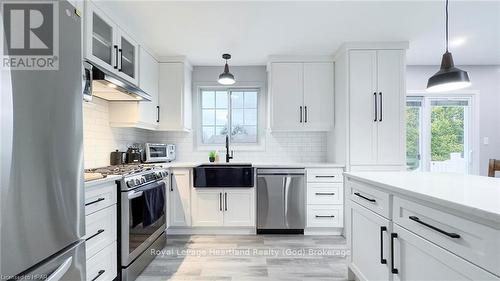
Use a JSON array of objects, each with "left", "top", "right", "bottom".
[{"left": 1, "top": 1, "right": 86, "bottom": 279}]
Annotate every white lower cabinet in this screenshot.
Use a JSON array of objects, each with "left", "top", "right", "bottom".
[
  {"left": 349, "top": 201, "right": 391, "bottom": 281},
  {"left": 305, "top": 168, "right": 344, "bottom": 232},
  {"left": 168, "top": 169, "right": 192, "bottom": 227},
  {"left": 392, "top": 225, "right": 498, "bottom": 281},
  {"left": 191, "top": 188, "right": 255, "bottom": 227},
  {"left": 86, "top": 241, "right": 117, "bottom": 281},
  {"left": 223, "top": 188, "right": 255, "bottom": 226},
  {"left": 347, "top": 177, "right": 500, "bottom": 281},
  {"left": 84, "top": 180, "right": 118, "bottom": 281},
  {"left": 191, "top": 188, "right": 224, "bottom": 226}
]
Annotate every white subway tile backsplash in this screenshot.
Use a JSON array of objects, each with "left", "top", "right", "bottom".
[{"left": 83, "top": 99, "right": 327, "bottom": 168}]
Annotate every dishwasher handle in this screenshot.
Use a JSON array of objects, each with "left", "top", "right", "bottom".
[{"left": 257, "top": 169, "right": 305, "bottom": 176}]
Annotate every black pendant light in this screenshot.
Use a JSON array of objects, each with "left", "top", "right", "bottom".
[
  {"left": 426, "top": 0, "right": 470, "bottom": 92},
  {"left": 218, "top": 54, "right": 236, "bottom": 85}
]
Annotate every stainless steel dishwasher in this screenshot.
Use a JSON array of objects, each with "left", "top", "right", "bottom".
[{"left": 257, "top": 169, "right": 305, "bottom": 234}]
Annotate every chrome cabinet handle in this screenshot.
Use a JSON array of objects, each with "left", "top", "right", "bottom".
[
  {"left": 85, "top": 197, "right": 105, "bottom": 206},
  {"left": 409, "top": 216, "right": 461, "bottom": 239},
  {"left": 283, "top": 177, "right": 291, "bottom": 228},
  {"left": 374, "top": 92, "right": 378, "bottom": 122},
  {"left": 91, "top": 270, "right": 105, "bottom": 281},
  {"left": 156, "top": 105, "right": 160, "bottom": 123},
  {"left": 315, "top": 192, "right": 335, "bottom": 196},
  {"left": 354, "top": 192, "right": 376, "bottom": 203},
  {"left": 299, "top": 106, "right": 303, "bottom": 123},
  {"left": 315, "top": 215, "right": 335, "bottom": 218},
  {"left": 86, "top": 229, "right": 105, "bottom": 241},
  {"left": 304, "top": 106, "right": 308, "bottom": 123},
  {"left": 315, "top": 175, "right": 335, "bottom": 178}
]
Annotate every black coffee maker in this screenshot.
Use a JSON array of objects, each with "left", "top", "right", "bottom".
[{"left": 126, "top": 146, "right": 141, "bottom": 164}]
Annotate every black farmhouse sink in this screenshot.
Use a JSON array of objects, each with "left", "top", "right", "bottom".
[{"left": 193, "top": 164, "right": 254, "bottom": 188}]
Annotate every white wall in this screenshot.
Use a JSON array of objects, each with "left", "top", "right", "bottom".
[
  {"left": 406, "top": 65, "right": 500, "bottom": 176},
  {"left": 152, "top": 65, "right": 328, "bottom": 163},
  {"left": 83, "top": 98, "right": 152, "bottom": 168}
]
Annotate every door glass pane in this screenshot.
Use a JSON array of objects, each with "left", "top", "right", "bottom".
[
  {"left": 430, "top": 99, "right": 468, "bottom": 173},
  {"left": 406, "top": 99, "right": 422, "bottom": 171},
  {"left": 120, "top": 37, "right": 135, "bottom": 78},
  {"left": 92, "top": 13, "right": 113, "bottom": 65}
]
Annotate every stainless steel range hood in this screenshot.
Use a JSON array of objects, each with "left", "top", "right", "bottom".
[{"left": 91, "top": 63, "right": 151, "bottom": 101}]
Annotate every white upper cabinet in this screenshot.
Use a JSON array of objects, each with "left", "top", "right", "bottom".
[
  {"left": 108, "top": 47, "right": 159, "bottom": 130},
  {"left": 270, "top": 63, "right": 304, "bottom": 131},
  {"left": 269, "top": 61, "right": 334, "bottom": 131},
  {"left": 158, "top": 62, "right": 193, "bottom": 131},
  {"left": 85, "top": 1, "right": 116, "bottom": 73},
  {"left": 348, "top": 49, "right": 405, "bottom": 166},
  {"left": 115, "top": 28, "right": 139, "bottom": 85},
  {"left": 303, "top": 62, "right": 334, "bottom": 131},
  {"left": 84, "top": 1, "right": 139, "bottom": 85}
]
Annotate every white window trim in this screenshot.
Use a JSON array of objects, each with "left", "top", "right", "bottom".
[
  {"left": 407, "top": 90, "right": 480, "bottom": 175},
  {"left": 193, "top": 81, "right": 266, "bottom": 152}
]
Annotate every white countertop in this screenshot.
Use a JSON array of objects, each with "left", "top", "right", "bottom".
[
  {"left": 84, "top": 174, "right": 121, "bottom": 187},
  {"left": 345, "top": 171, "right": 500, "bottom": 224},
  {"left": 157, "top": 162, "right": 345, "bottom": 169}
]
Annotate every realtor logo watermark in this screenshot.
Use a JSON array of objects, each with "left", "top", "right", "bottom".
[{"left": 1, "top": 1, "right": 59, "bottom": 70}]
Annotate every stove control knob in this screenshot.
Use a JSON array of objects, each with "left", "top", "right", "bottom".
[
  {"left": 127, "top": 180, "right": 135, "bottom": 187},
  {"left": 141, "top": 178, "right": 146, "bottom": 184},
  {"left": 135, "top": 179, "right": 140, "bottom": 185}
]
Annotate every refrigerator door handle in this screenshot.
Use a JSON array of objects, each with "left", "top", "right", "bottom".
[{"left": 46, "top": 257, "right": 72, "bottom": 281}]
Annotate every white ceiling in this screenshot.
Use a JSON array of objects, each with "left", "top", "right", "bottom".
[{"left": 96, "top": 0, "right": 500, "bottom": 66}]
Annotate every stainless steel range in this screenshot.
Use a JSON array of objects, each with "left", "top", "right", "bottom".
[{"left": 86, "top": 164, "right": 168, "bottom": 281}]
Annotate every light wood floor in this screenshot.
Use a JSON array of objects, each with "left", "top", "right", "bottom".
[{"left": 137, "top": 235, "right": 349, "bottom": 281}]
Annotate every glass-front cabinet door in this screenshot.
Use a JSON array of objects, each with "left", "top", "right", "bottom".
[
  {"left": 116, "top": 29, "right": 139, "bottom": 85},
  {"left": 85, "top": 1, "right": 117, "bottom": 72}
]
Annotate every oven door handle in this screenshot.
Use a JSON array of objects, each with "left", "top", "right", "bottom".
[{"left": 128, "top": 191, "right": 143, "bottom": 199}]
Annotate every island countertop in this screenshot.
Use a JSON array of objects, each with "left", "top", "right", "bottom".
[{"left": 344, "top": 171, "right": 500, "bottom": 225}]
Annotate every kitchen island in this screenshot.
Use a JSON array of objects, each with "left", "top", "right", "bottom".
[{"left": 344, "top": 172, "right": 500, "bottom": 281}]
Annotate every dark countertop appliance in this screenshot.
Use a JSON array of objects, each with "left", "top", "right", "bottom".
[{"left": 126, "top": 147, "right": 141, "bottom": 164}]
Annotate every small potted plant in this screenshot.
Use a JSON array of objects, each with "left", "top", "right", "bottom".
[{"left": 208, "top": 151, "right": 216, "bottom": 163}]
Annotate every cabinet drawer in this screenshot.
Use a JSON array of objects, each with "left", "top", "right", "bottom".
[
  {"left": 307, "top": 183, "right": 343, "bottom": 205},
  {"left": 307, "top": 168, "right": 343, "bottom": 183},
  {"left": 348, "top": 180, "right": 390, "bottom": 219},
  {"left": 85, "top": 182, "right": 117, "bottom": 215},
  {"left": 85, "top": 205, "right": 116, "bottom": 259},
  {"left": 86, "top": 241, "right": 117, "bottom": 281},
  {"left": 393, "top": 197, "right": 500, "bottom": 277},
  {"left": 307, "top": 205, "right": 343, "bottom": 228}
]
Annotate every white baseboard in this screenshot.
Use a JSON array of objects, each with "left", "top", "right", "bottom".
[
  {"left": 166, "top": 227, "right": 256, "bottom": 235},
  {"left": 304, "top": 227, "right": 344, "bottom": 236}
]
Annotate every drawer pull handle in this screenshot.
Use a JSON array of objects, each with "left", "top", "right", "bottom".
[
  {"left": 315, "top": 192, "right": 335, "bottom": 196},
  {"left": 380, "top": 226, "right": 387, "bottom": 264},
  {"left": 391, "top": 233, "right": 398, "bottom": 274},
  {"left": 91, "top": 269, "right": 105, "bottom": 281},
  {"left": 315, "top": 215, "right": 335, "bottom": 218},
  {"left": 353, "top": 192, "right": 376, "bottom": 203},
  {"left": 409, "top": 216, "right": 461, "bottom": 239},
  {"left": 85, "top": 197, "right": 105, "bottom": 206},
  {"left": 86, "top": 229, "right": 105, "bottom": 241},
  {"left": 315, "top": 175, "right": 336, "bottom": 178}
]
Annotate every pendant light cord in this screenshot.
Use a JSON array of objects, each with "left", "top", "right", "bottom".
[{"left": 445, "top": 0, "right": 449, "bottom": 52}]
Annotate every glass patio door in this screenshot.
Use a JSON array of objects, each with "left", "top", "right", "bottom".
[{"left": 406, "top": 96, "right": 473, "bottom": 174}]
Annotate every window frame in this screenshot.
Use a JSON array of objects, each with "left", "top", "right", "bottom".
[
  {"left": 194, "top": 83, "right": 266, "bottom": 151},
  {"left": 406, "top": 90, "right": 480, "bottom": 175}
]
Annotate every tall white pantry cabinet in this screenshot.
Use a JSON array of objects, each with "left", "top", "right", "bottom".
[{"left": 328, "top": 42, "right": 408, "bottom": 172}]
